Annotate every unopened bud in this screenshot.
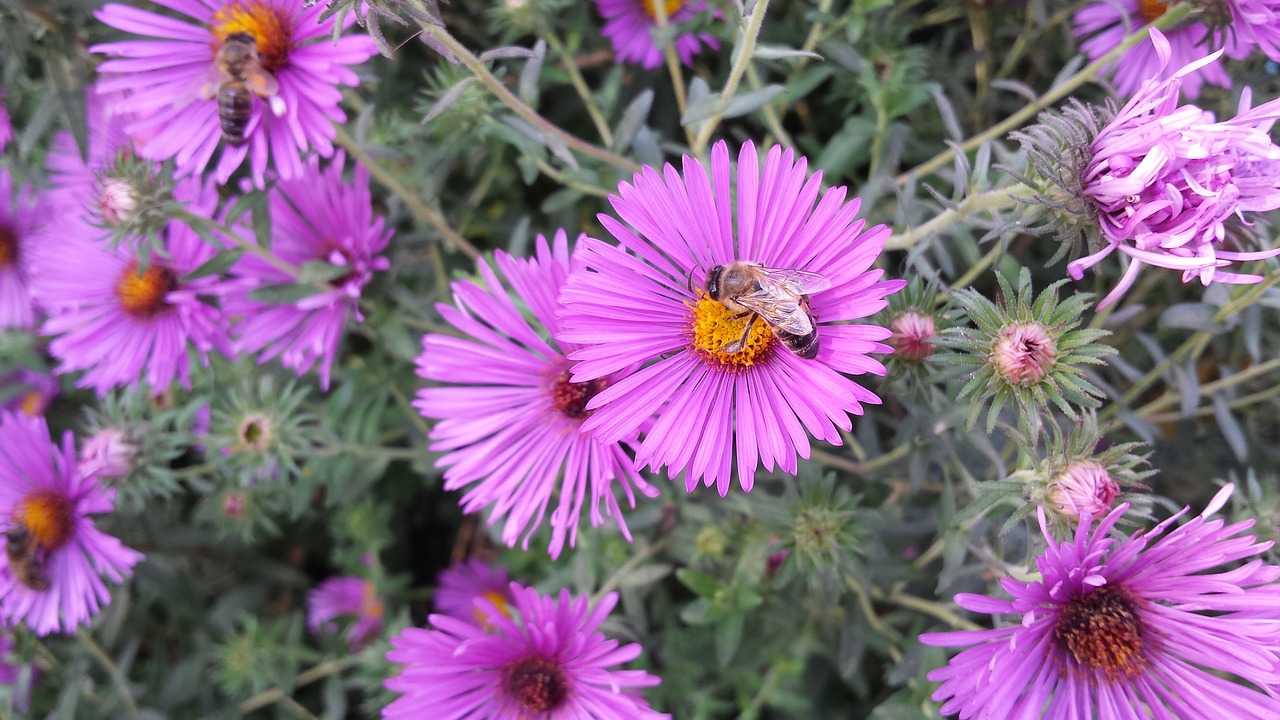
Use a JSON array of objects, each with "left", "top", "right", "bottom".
[
  {"left": 890, "top": 311, "right": 936, "bottom": 362},
  {"left": 80, "top": 429, "right": 134, "bottom": 480},
  {"left": 1046, "top": 460, "right": 1119, "bottom": 520},
  {"left": 992, "top": 322, "right": 1057, "bottom": 385}
]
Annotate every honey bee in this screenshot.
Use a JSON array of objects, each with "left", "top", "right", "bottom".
[
  {"left": 705, "top": 262, "right": 832, "bottom": 360},
  {"left": 201, "top": 32, "right": 282, "bottom": 147},
  {"left": 5, "top": 523, "right": 49, "bottom": 592}
]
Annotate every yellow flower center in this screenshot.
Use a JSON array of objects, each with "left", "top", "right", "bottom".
[
  {"left": 642, "top": 0, "right": 684, "bottom": 20},
  {"left": 0, "top": 225, "right": 15, "bottom": 269},
  {"left": 115, "top": 261, "right": 177, "bottom": 318},
  {"left": 361, "top": 581, "right": 385, "bottom": 619},
  {"left": 15, "top": 491, "right": 74, "bottom": 552},
  {"left": 473, "top": 589, "right": 514, "bottom": 625},
  {"left": 690, "top": 295, "right": 774, "bottom": 369},
  {"left": 211, "top": 1, "right": 293, "bottom": 74},
  {"left": 1137, "top": 0, "right": 1168, "bottom": 22},
  {"left": 18, "top": 391, "right": 44, "bottom": 416}
]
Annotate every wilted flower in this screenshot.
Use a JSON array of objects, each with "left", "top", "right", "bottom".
[
  {"left": 941, "top": 269, "right": 1114, "bottom": 434},
  {"left": 434, "top": 558, "right": 512, "bottom": 625},
  {"left": 0, "top": 168, "right": 42, "bottom": 331},
  {"left": 224, "top": 153, "right": 391, "bottom": 389},
  {"left": 307, "top": 576, "right": 384, "bottom": 649},
  {"left": 385, "top": 584, "right": 668, "bottom": 719},
  {"left": 559, "top": 141, "right": 903, "bottom": 494},
  {"left": 1072, "top": 0, "right": 1239, "bottom": 98},
  {"left": 79, "top": 429, "right": 134, "bottom": 481},
  {"left": 0, "top": 370, "right": 58, "bottom": 418},
  {"left": 593, "top": 0, "right": 718, "bottom": 69},
  {"left": 93, "top": 0, "right": 377, "bottom": 186},
  {"left": 0, "top": 412, "right": 143, "bottom": 635},
  {"left": 29, "top": 177, "right": 235, "bottom": 395},
  {"left": 416, "top": 230, "right": 659, "bottom": 559},
  {"left": 921, "top": 485, "right": 1280, "bottom": 719},
  {"left": 1069, "top": 30, "right": 1280, "bottom": 308}
]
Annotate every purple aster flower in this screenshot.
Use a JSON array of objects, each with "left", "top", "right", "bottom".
[
  {"left": 0, "top": 370, "right": 58, "bottom": 418},
  {"left": 92, "top": 0, "right": 377, "bottom": 186},
  {"left": 1224, "top": 0, "right": 1280, "bottom": 60},
  {"left": 594, "top": 0, "right": 718, "bottom": 69},
  {"left": 307, "top": 575, "right": 385, "bottom": 649},
  {"left": 0, "top": 168, "right": 42, "bottom": 331},
  {"left": 920, "top": 484, "right": 1280, "bottom": 719},
  {"left": 0, "top": 412, "right": 143, "bottom": 636},
  {"left": 415, "top": 230, "right": 659, "bottom": 559},
  {"left": 0, "top": 90, "right": 11, "bottom": 152},
  {"left": 29, "top": 176, "right": 235, "bottom": 395},
  {"left": 223, "top": 152, "right": 390, "bottom": 390},
  {"left": 1072, "top": 0, "right": 1242, "bottom": 98},
  {"left": 558, "top": 141, "right": 904, "bottom": 495},
  {"left": 434, "top": 558, "right": 513, "bottom": 625},
  {"left": 385, "top": 583, "right": 668, "bottom": 720},
  {"left": 1072, "top": 29, "right": 1280, "bottom": 308}
]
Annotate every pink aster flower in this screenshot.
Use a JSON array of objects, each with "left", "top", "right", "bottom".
[
  {"left": 92, "top": 0, "right": 377, "bottom": 186},
  {"left": 0, "top": 370, "right": 58, "bottom": 418},
  {"left": 223, "top": 152, "right": 390, "bottom": 390},
  {"left": 920, "top": 484, "right": 1280, "bottom": 719},
  {"left": 1072, "top": 0, "right": 1242, "bottom": 98},
  {"left": 415, "top": 230, "right": 659, "bottom": 559},
  {"left": 0, "top": 168, "right": 42, "bottom": 331},
  {"left": 307, "top": 576, "right": 385, "bottom": 649},
  {"left": 385, "top": 583, "right": 668, "bottom": 720},
  {"left": 434, "top": 558, "right": 512, "bottom": 625},
  {"left": 1072, "top": 29, "right": 1280, "bottom": 308},
  {"left": 1224, "top": 0, "right": 1280, "bottom": 60},
  {"left": 29, "top": 177, "right": 235, "bottom": 395},
  {"left": 594, "top": 0, "right": 718, "bottom": 69},
  {"left": 0, "top": 412, "right": 143, "bottom": 636},
  {"left": 558, "top": 141, "right": 904, "bottom": 495}
]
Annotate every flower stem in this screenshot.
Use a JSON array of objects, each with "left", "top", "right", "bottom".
[
  {"left": 690, "top": 0, "right": 771, "bottom": 155},
  {"left": 543, "top": 32, "right": 614, "bottom": 147},
  {"left": 332, "top": 126, "right": 481, "bottom": 260},
  {"left": 592, "top": 537, "right": 671, "bottom": 604},
  {"left": 419, "top": 24, "right": 641, "bottom": 174},
  {"left": 650, "top": 0, "right": 697, "bottom": 148},
  {"left": 885, "top": 184, "right": 1033, "bottom": 251},
  {"left": 179, "top": 210, "right": 298, "bottom": 278},
  {"left": 77, "top": 629, "right": 140, "bottom": 720},
  {"left": 893, "top": 3, "right": 1194, "bottom": 186}
]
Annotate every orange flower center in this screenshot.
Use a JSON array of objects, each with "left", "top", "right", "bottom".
[
  {"left": 471, "top": 589, "right": 514, "bottom": 625},
  {"left": 115, "top": 261, "right": 177, "bottom": 318},
  {"left": 360, "top": 581, "right": 385, "bottom": 619},
  {"left": 1137, "top": 0, "right": 1168, "bottom": 22},
  {"left": 211, "top": 1, "right": 293, "bottom": 74},
  {"left": 18, "top": 391, "right": 44, "bottom": 416},
  {"left": 690, "top": 295, "right": 774, "bottom": 369},
  {"left": 642, "top": 0, "right": 684, "bottom": 19},
  {"left": 1054, "top": 584, "right": 1149, "bottom": 679},
  {"left": 0, "top": 225, "right": 15, "bottom": 269},
  {"left": 15, "top": 491, "right": 75, "bottom": 552}
]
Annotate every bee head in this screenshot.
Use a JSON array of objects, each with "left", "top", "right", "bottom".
[{"left": 706, "top": 265, "right": 725, "bottom": 300}]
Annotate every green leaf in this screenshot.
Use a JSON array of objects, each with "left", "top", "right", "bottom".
[{"left": 182, "top": 248, "right": 245, "bottom": 282}]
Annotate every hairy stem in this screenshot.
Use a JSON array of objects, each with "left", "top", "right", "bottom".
[
  {"left": 886, "top": 184, "right": 1033, "bottom": 251},
  {"left": 544, "top": 32, "right": 614, "bottom": 147},
  {"left": 691, "top": 0, "right": 771, "bottom": 154}
]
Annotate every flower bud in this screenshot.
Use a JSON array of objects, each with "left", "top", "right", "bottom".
[
  {"left": 80, "top": 428, "right": 134, "bottom": 480},
  {"left": 1046, "top": 460, "right": 1119, "bottom": 520},
  {"left": 889, "top": 311, "right": 937, "bottom": 362},
  {"left": 992, "top": 322, "right": 1057, "bottom": 385},
  {"left": 97, "top": 178, "right": 140, "bottom": 226}
]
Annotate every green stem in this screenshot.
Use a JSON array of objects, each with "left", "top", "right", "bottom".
[
  {"left": 78, "top": 630, "right": 140, "bottom": 720},
  {"left": 810, "top": 442, "right": 912, "bottom": 475},
  {"left": 1131, "top": 356, "right": 1280, "bottom": 421},
  {"left": 544, "top": 32, "right": 614, "bottom": 146},
  {"left": 650, "top": 0, "right": 697, "bottom": 148},
  {"left": 886, "top": 184, "right": 1032, "bottom": 251},
  {"left": 746, "top": 64, "right": 794, "bottom": 150},
  {"left": 592, "top": 537, "right": 671, "bottom": 604},
  {"left": 1141, "top": 383, "right": 1280, "bottom": 423},
  {"left": 420, "top": 24, "right": 641, "bottom": 174},
  {"left": 893, "top": 3, "right": 1194, "bottom": 186},
  {"left": 950, "top": 241, "right": 1005, "bottom": 291},
  {"left": 333, "top": 126, "right": 481, "bottom": 260},
  {"left": 179, "top": 211, "right": 298, "bottom": 278},
  {"left": 691, "top": 0, "right": 771, "bottom": 155}
]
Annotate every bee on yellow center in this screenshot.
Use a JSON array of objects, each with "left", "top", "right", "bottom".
[
  {"left": 690, "top": 295, "right": 774, "bottom": 368},
  {"left": 211, "top": 1, "right": 293, "bottom": 74},
  {"left": 15, "top": 491, "right": 74, "bottom": 552}
]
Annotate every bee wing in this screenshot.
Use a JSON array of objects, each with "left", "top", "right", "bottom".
[
  {"left": 197, "top": 64, "right": 227, "bottom": 101},
  {"left": 247, "top": 67, "right": 280, "bottom": 98},
  {"left": 757, "top": 267, "right": 832, "bottom": 295},
  {"left": 732, "top": 292, "right": 815, "bottom": 337}
]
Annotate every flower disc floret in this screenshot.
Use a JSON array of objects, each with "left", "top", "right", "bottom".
[{"left": 690, "top": 295, "right": 775, "bottom": 368}]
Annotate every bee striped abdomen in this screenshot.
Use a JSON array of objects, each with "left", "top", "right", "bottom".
[
  {"left": 217, "top": 82, "right": 253, "bottom": 146},
  {"left": 779, "top": 330, "right": 819, "bottom": 359}
]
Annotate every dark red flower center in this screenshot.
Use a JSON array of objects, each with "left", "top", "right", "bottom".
[
  {"left": 1138, "top": 0, "right": 1169, "bottom": 23},
  {"left": 15, "top": 491, "right": 75, "bottom": 552},
  {"left": 1054, "top": 584, "right": 1148, "bottom": 679},
  {"left": 0, "top": 224, "right": 17, "bottom": 269},
  {"left": 505, "top": 655, "right": 568, "bottom": 712},
  {"left": 115, "top": 260, "right": 177, "bottom": 318},
  {"left": 550, "top": 370, "right": 608, "bottom": 420},
  {"left": 211, "top": 1, "right": 294, "bottom": 75}
]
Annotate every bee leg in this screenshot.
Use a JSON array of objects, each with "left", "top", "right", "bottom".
[{"left": 721, "top": 313, "right": 758, "bottom": 354}]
